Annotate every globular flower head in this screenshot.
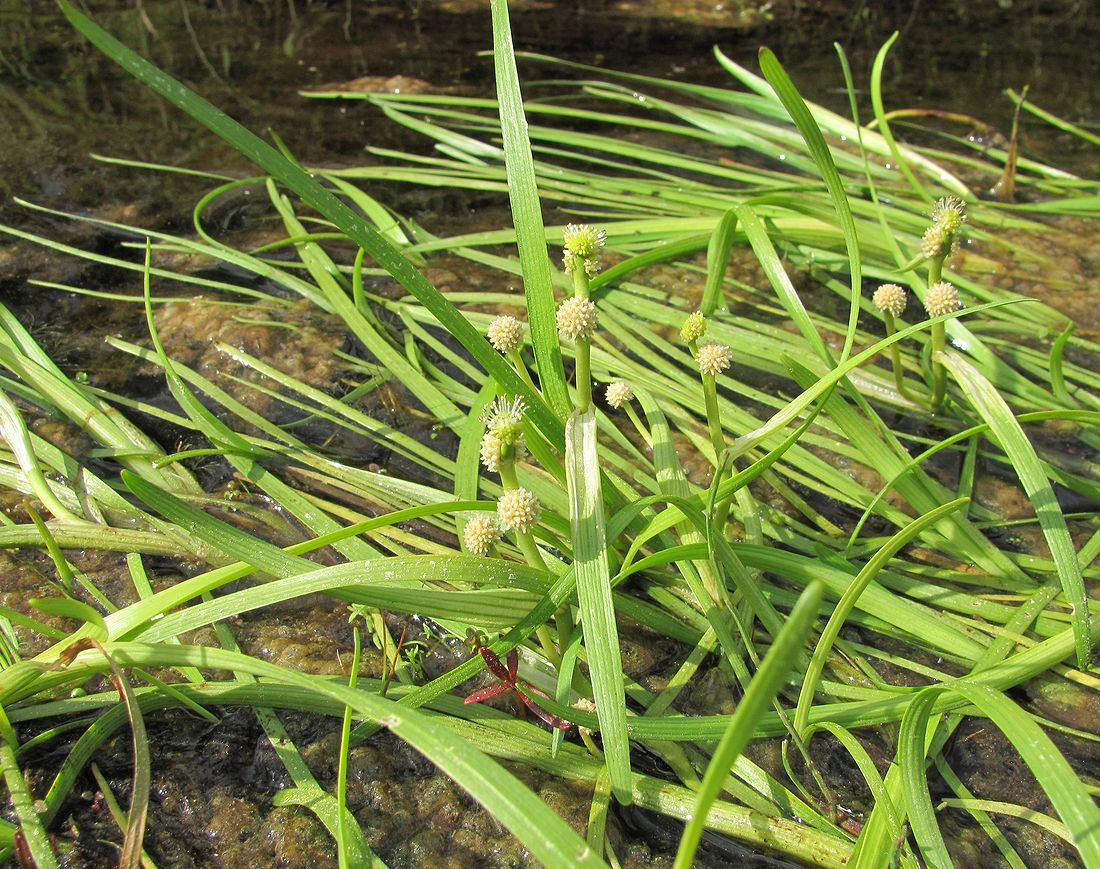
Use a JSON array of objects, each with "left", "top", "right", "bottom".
[
  {"left": 556, "top": 296, "right": 599, "bottom": 343},
  {"left": 463, "top": 515, "right": 501, "bottom": 556},
  {"left": 924, "top": 281, "right": 962, "bottom": 317},
  {"left": 696, "top": 342, "right": 733, "bottom": 377},
  {"left": 605, "top": 380, "right": 633, "bottom": 409},
  {"left": 680, "top": 310, "right": 708, "bottom": 344},
  {"left": 872, "top": 283, "right": 907, "bottom": 318},
  {"left": 497, "top": 487, "right": 540, "bottom": 534},
  {"left": 487, "top": 315, "right": 523, "bottom": 354},
  {"left": 562, "top": 224, "right": 606, "bottom": 277}
]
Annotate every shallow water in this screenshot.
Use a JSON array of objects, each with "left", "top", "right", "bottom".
[{"left": 1, "top": 1, "right": 1098, "bottom": 867}]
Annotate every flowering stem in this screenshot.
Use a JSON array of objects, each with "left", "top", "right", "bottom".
[
  {"left": 701, "top": 373, "right": 733, "bottom": 528},
  {"left": 881, "top": 311, "right": 910, "bottom": 399},
  {"left": 497, "top": 437, "right": 569, "bottom": 670},
  {"left": 930, "top": 322, "right": 948, "bottom": 412},
  {"left": 571, "top": 267, "right": 593, "bottom": 413},
  {"left": 927, "top": 255, "right": 947, "bottom": 413},
  {"left": 507, "top": 347, "right": 538, "bottom": 392},
  {"left": 625, "top": 404, "right": 652, "bottom": 449},
  {"left": 498, "top": 455, "right": 547, "bottom": 572}
]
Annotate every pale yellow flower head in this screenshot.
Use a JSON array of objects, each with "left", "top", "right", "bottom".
[
  {"left": 480, "top": 432, "right": 502, "bottom": 472},
  {"left": 605, "top": 381, "right": 634, "bottom": 409},
  {"left": 873, "top": 283, "right": 907, "bottom": 318},
  {"left": 680, "top": 310, "right": 708, "bottom": 344},
  {"left": 556, "top": 296, "right": 598, "bottom": 343},
  {"left": 562, "top": 224, "right": 606, "bottom": 277},
  {"left": 487, "top": 315, "right": 523, "bottom": 354},
  {"left": 463, "top": 515, "right": 501, "bottom": 556},
  {"left": 696, "top": 342, "right": 733, "bottom": 377},
  {"left": 924, "top": 281, "right": 961, "bottom": 317},
  {"left": 497, "top": 487, "right": 540, "bottom": 534},
  {"left": 932, "top": 196, "right": 966, "bottom": 236}
]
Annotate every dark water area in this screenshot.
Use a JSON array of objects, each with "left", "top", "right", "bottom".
[
  {"left": 1, "top": 2, "right": 1098, "bottom": 867},
  {"left": 2, "top": 0, "right": 1097, "bottom": 224}
]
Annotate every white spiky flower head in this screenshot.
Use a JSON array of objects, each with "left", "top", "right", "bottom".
[
  {"left": 932, "top": 196, "right": 966, "bottom": 236},
  {"left": 482, "top": 395, "right": 526, "bottom": 444},
  {"left": 605, "top": 381, "right": 634, "bottom": 409},
  {"left": 696, "top": 342, "right": 733, "bottom": 377},
  {"left": 497, "top": 487, "right": 540, "bottom": 534},
  {"left": 487, "top": 315, "right": 523, "bottom": 354},
  {"left": 463, "top": 515, "right": 501, "bottom": 556},
  {"left": 922, "top": 196, "right": 967, "bottom": 259},
  {"left": 556, "top": 296, "right": 598, "bottom": 343},
  {"left": 680, "top": 310, "right": 708, "bottom": 344},
  {"left": 562, "top": 224, "right": 607, "bottom": 277},
  {"left": 872, "top": 283, "right": 907, "bottom": 318},
  {"left": 924, "top": 281, "right": 962, "bottom": 317}
]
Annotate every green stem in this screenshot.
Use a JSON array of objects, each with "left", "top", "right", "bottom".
[
  {"left": 507, "top": 347, "right": 538, "bottom": 392},
  {"left": 624, "top": 404, "right": 652, "bottom": 449},
  {"left": 701, "top": 372, "right": 732, "bottom": 528},
  {"left": 931, "top": 321, "right": 948, "bottom": 412},
  {"left": 571, "top": 265, "right": 592, "bottom": 413},
  {"left": 882, "top": 311, "right": 910, "bottom": 399},
  {"left": 926, "top": 253, "right": 948, "bottom": 413},
  {"left": 575, "top": 340, "right": 592, "bottom": 414}
]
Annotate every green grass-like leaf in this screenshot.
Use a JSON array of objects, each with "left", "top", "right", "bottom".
[
  {"left": 940, "top": 349, "right": 1092, "bottom": 668},
  {"left": 565, "top": 408, "right": 632, "bottom": 804}
]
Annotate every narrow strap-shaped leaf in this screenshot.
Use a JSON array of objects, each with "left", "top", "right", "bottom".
[
  {"left": 794, "top": 497, "right": 968, "bottom": 737},
  {"left": 899, "top": 682, "right": 1100, "bottom": 867},
  {"left": 757, "top": 48, "right": 861, "bottom": 363},
  {"left": 97, "top": 642, "right": 608, "bottom": 869},
  {"left": 120, "top": 470, "right": 315, "bottom": 578},
  {"left": 940, "top": 349, "right": 1092, "bottom": 668},
  {"left": 700, "top": 208, "right": 738, "bottom": 315},
  {"left": 565, "top": 408, "right": 631, "bottom": 804},
  {"left": 490, "top": 0, "right": 570, "bottom": 419},
  {"left": 737, "top": 203, "right": 832, "bottom": 364}
]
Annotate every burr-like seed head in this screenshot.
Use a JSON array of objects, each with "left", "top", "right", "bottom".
[
  {"left": 605, "top": 381, "right": 634, "bottom": 409},
  {"left": 696, "top": 342, "right": 733, "bottom": 376},
  {"left": 463, "top": 515, "right": 501, "bottom": 556},
  {"left": 924, "top": 281, "right": 962, "bottom": 317},
  {"left": 556, "top": 296, "right": 599, "bottom": 342},
  {"left": 872, "top": 283, "right": 907, "bottom": 317},
  {"left": 680, "top": 310, "right": 708, "bottom": 343},
  {"left": 487, "top": 315, "right": 523, "bottom": 353},
  {"left": 497, "top": 487, "right": 540, "bottom": 534}
]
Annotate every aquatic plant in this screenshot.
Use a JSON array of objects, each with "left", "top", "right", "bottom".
[{"left": 0, "top": 1, "right": 1095, "bottom": 866}]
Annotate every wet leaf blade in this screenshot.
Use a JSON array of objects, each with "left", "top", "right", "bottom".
[
  {"left": 490, "top": 0, "right": 570, "bottom": 419},
  {"left": 565, "top": 408, "right": 632, "bottom": 804},
  {"left": 940, "top": 349, "right": 1092, "bottom": 668},
  {"left": 758, "top": 47, "right": 861, "bottom": 361}
]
